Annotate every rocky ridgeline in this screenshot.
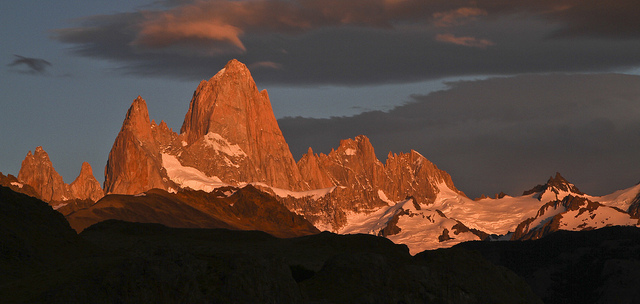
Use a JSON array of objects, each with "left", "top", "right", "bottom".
[
  {"left": 98, "top": 59, "right": 465, "bottom": 231},
  {"left": 9, "top": 59, "right": 640, "bottom": 248},
  {"left": 17, "top": 146, "right": 102, "bottom": 206}
]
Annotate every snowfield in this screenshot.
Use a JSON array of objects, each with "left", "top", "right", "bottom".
[{"left": 161, "top": 152, "right": 640, "bottom": 254}]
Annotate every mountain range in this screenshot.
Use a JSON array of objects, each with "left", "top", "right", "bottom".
[{"left": 4, "top": 59, "right": 640, "bottom": 255}]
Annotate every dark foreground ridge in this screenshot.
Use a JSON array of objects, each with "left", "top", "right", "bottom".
[
  {"left": 457, "top": 226, "right": 640, "bottom": 304},
  {"left": 1, "top": 185, "right": 540, "bottom": 303},
  {"left": 7, "top": 184, "right": 640, "bottom": 303}
]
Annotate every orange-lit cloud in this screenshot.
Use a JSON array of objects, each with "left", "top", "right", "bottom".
[
  {"left": 133, "top": 13, "right": 246, "bottom": 54},
  {"left": 435, "top": 33, "right": 494, "bottom": 48},
  {"left": 128, "top": 0, "right": 397, "bottom": 56},
  {"left": 249, "top": 61, "right": 283, "bottom": 70},
  {"left": 432, "top": 7, "right": 487, "bottom": 27},
  {"left": 54, "top": 0, "right": 640, "bottom": 84}
]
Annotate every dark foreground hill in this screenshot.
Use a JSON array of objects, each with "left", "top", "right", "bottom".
[
  {"left": 457, "top": 226, "right": 640, "bottom": 304},
  {"left": 65, "top": 185, "right": 320, "bottom": 238},
  {"left": 1, "top": 185, "right": 540, "bottom": 303}
]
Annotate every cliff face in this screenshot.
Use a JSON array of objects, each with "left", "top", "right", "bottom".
[
  {"left": 383, "top": 149, "right": 462, "bottom": 205},
  {"left": 103, "top": 96, "right": 171, "bottom": 195},
  {"left": 18, "top": 146, "right": 70, "bottom": 202},
  {"left": 179, "top": 59, "right": 305, "bottom": 190}
]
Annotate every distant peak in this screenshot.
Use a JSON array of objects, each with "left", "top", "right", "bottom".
[
  {"left": 523, "top": 172, "right": 584, "bottom": 198},
  {"left": 546, "top": 172, "right": 579, "bottom": 192},
  {"left": 549, "top": 172, "right": 567, "bottom": 184}
]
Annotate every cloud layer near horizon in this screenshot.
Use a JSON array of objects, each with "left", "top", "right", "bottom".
[
  {"left": 54, "top": 0, "right": 640, "bottom": 85},
  {"left": 278, "top": 73, "right": 640, "bottom": 198}
]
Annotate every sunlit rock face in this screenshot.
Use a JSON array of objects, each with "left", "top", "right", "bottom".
[
  {"left": 292, "top": 135, "right": 465, "bottom": 231},
  {"left": 18, "top": 146, "right": 69, "bottom": 202},
  {"left": 103, "top": 96, "right": 171, "bottom": 195},
  {"left": 69, "top": 162, "right": 103, "bottom": 202},
  {"left": 104, "top": 60, "right": 306, "bottom": 195},
  {"left": 17, "top": 147, "right": 103, "bottom": 204},
  {"left": 179, "top": 59, "right": 306, "bottom": 191}
]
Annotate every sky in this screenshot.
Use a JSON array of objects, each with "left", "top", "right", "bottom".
[{"left": 2, "top": 0, "right": 640, "bottom": 199}]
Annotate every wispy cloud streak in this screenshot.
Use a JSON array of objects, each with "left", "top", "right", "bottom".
[{"left": 8, "top": 55, "right": 52, "bottom": 74}]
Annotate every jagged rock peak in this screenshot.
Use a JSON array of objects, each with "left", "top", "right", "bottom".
[
  {"left": 18, "top": 146, "right": 70, "bottom": 202},
  {"left": 335, "top": 135, "right": 378, "bottom": 161},
  {"left": 180, "top": 59, "right": 265, "bottom": 145},
  {"left": 103, "top": 96, "right": 169, "bottom": 195},
  {"left": 70, "top": 162, "right": 103, "bottom": 202},
  {"left": 121, "top": 96, "right": 153, "bottom": 141},
  {"left": 177, "top": 59, "right": 305, "bottom": 190},
  {"left": 545, "top": 172, "right": 582, "bottom": 193},
  {"left": 523, "top": 172, "right": 583, "bottom": 201}
]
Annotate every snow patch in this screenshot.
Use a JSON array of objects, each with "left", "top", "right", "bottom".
[
  {"left": 53, "top": 203, "right": 68, "bottom": 210},
  {"left": 378, "top": 189, "right": 395, "bottom": 206},
  {"left": 212, "top": 67, "right": 226, "bottom": 79},
  {"left": 559, "top": 205, "right": 638, "bottom": 230},
  {"left": 252, "top": 182, "right": 335, "bottom": 200},
  {"left": 203, "top": 132, "right": 247, "bottom": 158},
  {"left": 134, "top": 193, "right": 147, "bottom": 197},
  {"left": 339, "top": 197, "right": 480, "bottom": 254},
  {"left": 340, "top": 199, "right": 411, "bottom": 235},
  {"left": 344, "top": 148, "right": 356, "bottom": 156},
  {"left": 592, "top": 183, "right": 640, "bottom": 211},
  {"left": 539, "top": 188, "right": 587, "bottom": 203},
  {"left": 431, "top": 182, "right": 545, "bottom": 235},
  {"left": 527, "top": 204, "right": 566, "bottom": 229},
  {"left": 10, "top": 182, "right": 23, "bottom": 189},
  {"left": 162, "top": 153, "right": 228, "bottom": 192}
]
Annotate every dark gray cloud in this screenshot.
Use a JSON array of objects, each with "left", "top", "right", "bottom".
[
  {"left": 7, "top": 55, "right": 52, "bottom": 74},
  {"left": 278, "top": 73, "right": 640, "bottom": 199},
  {"left": 52, "top": 0, "right": 640, "bottom": 85}
]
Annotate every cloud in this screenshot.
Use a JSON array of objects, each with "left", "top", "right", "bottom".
[
  {"left": 435, "top": 33, "right": 494, "bottom": 48},
  {"left": 249, "top": 61, "right": 283, "bottom": 70},
  {"left": 432, "top": 7, "right": 487, "bottom": 27},
  {"left": 7, "top": 55, "right": 52, "bottom": 74},
  {"left": 52, "top": 0, "right": 640, "bottom": 84},
  {"left": 278, "top": 73, "right": 640, "bottom": 199},
  {"left": 133, "top": 14, "right": 246, "bottom": 55}
]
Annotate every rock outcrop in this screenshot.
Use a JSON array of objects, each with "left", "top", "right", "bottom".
[
  {"left": 383, "top": 149, "right": 462, "bottom": 205},
  {"left": 17, "top": 146, "right": 71, "bottom": 202},
  {"left": 103, "top": 96, "right": 172, "bottom": 195},
  {"left": 0, "top": 172, "right": 40, "bottom": 199},
  {"left": 70, "top": 162, "right": 103, "bottom": 202},
  {"left": 17, "top": 147, "right": 104, "bottom": 205},
  {"left": 292, "top": 135, "right": 465, "bottom": 230}
]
